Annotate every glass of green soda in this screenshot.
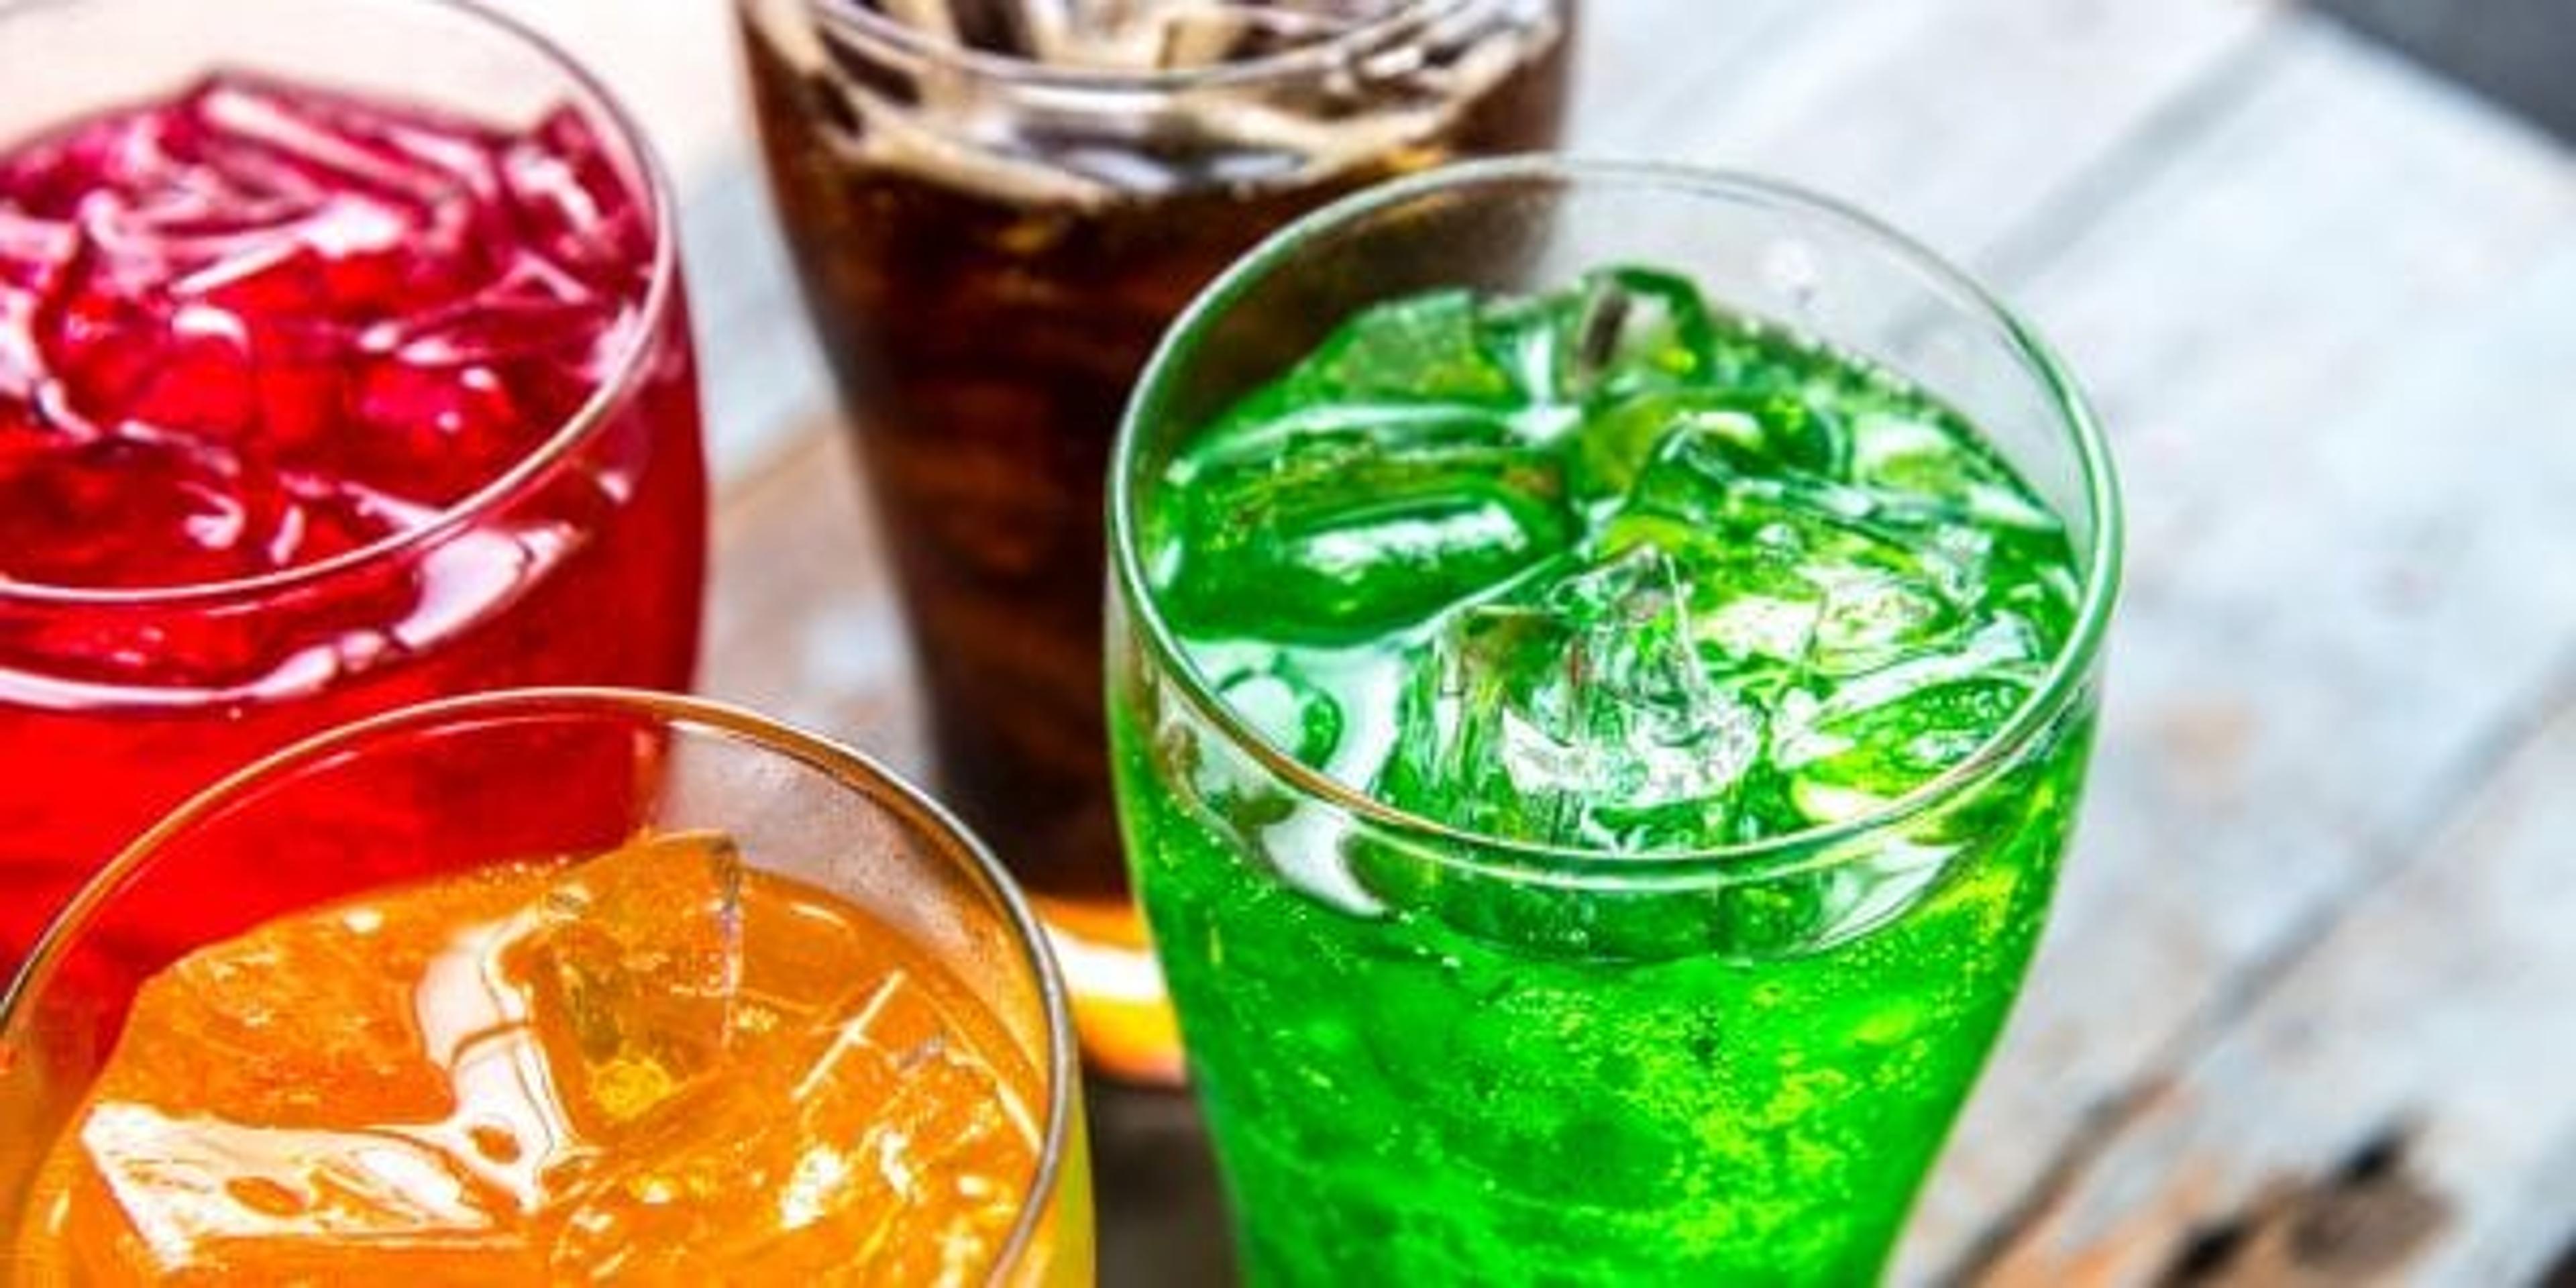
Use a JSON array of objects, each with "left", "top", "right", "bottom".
[{"left": 1107, "top": 158, "right": 2121, "bottom": 1285}]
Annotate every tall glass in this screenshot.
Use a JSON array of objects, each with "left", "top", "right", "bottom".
[
  {"left": 0, "top": 0, "right": 709, "bottom": 973},
  {"left": 1109, "top": 160, "right": 2123, "bottom": 1283},
  {"left": 739, "top": 0, "right": 1575, "bottom": 1080},
  {"left": 1, "top": 688, "right": 1091, "bottom": 1283}
]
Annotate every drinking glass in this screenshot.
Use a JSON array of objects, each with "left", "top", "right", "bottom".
[
  {"left": 0, "top": 0, "right": 710, "bottom": 973},
  {"left": 739, "top": 0, "right": 1575, "bottom": 1080},
  {"left": 1108, "top": 158, "right": 2123, "bottom": 1283},
  {"left": 1, "top": 688, "right": 1091, "bottom": 1284}
]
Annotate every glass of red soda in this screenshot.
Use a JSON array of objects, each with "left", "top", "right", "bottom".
[{"left": 0, "top": 0, "right": 709, "bottom": 974}]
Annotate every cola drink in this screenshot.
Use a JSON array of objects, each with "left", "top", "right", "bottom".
[{"left": 741, "top": 0, "right": 1574, "bottom": 1080}]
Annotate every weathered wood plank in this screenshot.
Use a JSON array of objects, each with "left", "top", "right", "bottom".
[
  {"left": 1974, "top": 621, "right": 2576, "bottom": 1285},
  {"left": 1568, "top": 0, "right": 1825, "bottom": 146},
  {"left": 679, "top": 159, "right": 842, "bottom": 486},
  {"left": 1905, "top": 24, "right": 2576, "bottom": 1284},
  {"left": 480, "top": 0, "right": 749, "bottom": 191},
  {"left": 1626, "top": 0, "right": 2272, "bottom": 266},
  {"left": 702, "top": 423, "right": 928, "bottom": 776}
]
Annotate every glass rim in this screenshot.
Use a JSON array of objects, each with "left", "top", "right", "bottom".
[
  {"left": 805, "top": 0, "right": 1481, "bottom": 92},
  {"left": 0, "top": 686, "right": 1081, "bottom": 1280},
  {"left": 0, "top": 0, "right": 688, "bottom": 611},
  {"left": 1110, "top": 154, "right": 2127, "bottom": 881}
]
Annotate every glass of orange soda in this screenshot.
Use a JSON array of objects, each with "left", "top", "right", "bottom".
[{"left": 0, "top": 687, "right": 1091, "bottom": 1284}]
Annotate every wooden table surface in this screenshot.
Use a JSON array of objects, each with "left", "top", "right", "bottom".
[{"left": 490, "top": 2, "right": 2576, "bottom": 1283}]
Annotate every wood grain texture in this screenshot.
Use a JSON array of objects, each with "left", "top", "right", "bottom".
[
  {"left": 702, "top": 425, "right": 927, "bottom": 777},
  {"left": 1916, "top": 25, "right": 2576, "bottom": 1285},
  {"left": 1607, "top": 0, "right": 2272, "bottom": 264},
  {"left": 680, "top": 159, "right": 841, "bottom": 487},
  {"left": 478, "top": 0, "right": 749, "bottom": 190},
  {"left": 1976, "top": 655, "right": 2576, "bottom": 1286}
]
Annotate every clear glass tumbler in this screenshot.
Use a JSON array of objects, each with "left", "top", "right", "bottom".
[
  {"left": 0, "top": 0, "right": 710, "bottom": 974},
  {"left": 739, "top": 0, "right": 1576, "bottom": 1081},
  {"left": 1108, "top": 158, "right": 2122, "bottom": 1283},
  {"left": 1, "top": 688, "right": 1091, "bottom": 1283}
]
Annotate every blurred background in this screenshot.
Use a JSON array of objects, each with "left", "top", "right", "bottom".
[{"left": 486, "top": 1, "right": 2576, "bottom": 1284}]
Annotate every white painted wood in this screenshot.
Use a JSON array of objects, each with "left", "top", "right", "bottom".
[
  {"left": 1617, "top": 0, "right": 2273, "bottom": 264},
  {"left": 1977, "top": 538, "right": 2576, "bottom": 1284},
  {"left": 479, "top": 0, "right": 748, "bottom": 192},
  {"left": 676, "top": 159, "right": 841, "bottom": 489},
  {"left": 1902, "top": 22, "right": 2576, "bottom": 1283},
  {"left": 704, "top": 427, "right": 931, "bottom": 775}
]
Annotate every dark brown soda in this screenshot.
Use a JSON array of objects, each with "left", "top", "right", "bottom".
[{"left": 740, "top": 3, "right": 1572, "bottom": 1069}]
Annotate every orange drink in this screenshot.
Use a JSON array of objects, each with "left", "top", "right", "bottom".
[{"left": 2, "top": 692, "right": 1090, "bottom": 1285}]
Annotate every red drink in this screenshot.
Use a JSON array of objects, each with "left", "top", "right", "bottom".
[{"left": 0, "top": 7, "right": 707, "bottom": 975}]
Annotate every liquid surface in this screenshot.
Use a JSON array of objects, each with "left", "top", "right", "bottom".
[
  {"left": 0, "top": 72, "right": 651, "bottom": 590},
  {"left": 1148, "top": 268, "right": 2081, "bottom": 843},
  {"left": 782, "top": 0, "right": 1568, "bottom": 205},
  {"left": 10, "top": 833, "right": 1042, "bottom": 1283},
  {"left": 1118, "top": 270, "right": 2095, "bottom": 1283}
]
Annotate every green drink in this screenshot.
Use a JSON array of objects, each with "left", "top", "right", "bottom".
[{"left": 1109, "top": 162, "right": 2120, "bottom": 1285}]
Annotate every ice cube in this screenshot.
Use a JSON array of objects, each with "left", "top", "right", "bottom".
[
  {"left": 0, "top": 435, "right": 274, "bottom": 590},
  {"left": 0, "top": 213, "right": 70, "bottom": 403},
  {"left": 1282, "top": 290, "right": 1521, "bottom": 405},
  {"left": 1619, "top": 422, "right": 1984, "bottom": 674},
  {"left": 1211, "top": 651, "right": 1346, "bottom": 767},
  {"left": 1574, "top": 385, "right": 1852, "bottom": 502},
  {"left": 347, "top": 354, "right": 527, "bottom": 484},
  {"left": 392, "top": 291, "right": 607, "bottom": 368},
  {"left": 174, "top": 239, "right": 332, "bottom": 323},
  {"left": 0, "top": 107, "right": 189, "bottom": 219},
  {"left": 546, "top": 969, "right": 1036, "bottom": 1281},
  {"left": 64, "top": 871, "right": 540, "bottom": 1163},
  {"left": 0, "top": 209, "right": 73, "bottom": 290},
  {"left": 123, "top": 314, "right": 258, "bottom": 439},
  {"left": 36, "top": 248, "right": 166, "bottom": 425},
  {"left": 1378, "top": 543, "right": 1765, "bottom": 850},
  {"left": 517, "top": 832, "right": 747, "bottom": 1136},
  {"left": 502, "top": 107, "right": 648, "bottom": 288},
  {"left": 1774, "top": 619, "right": 2048, "bottom": 810},
  {"left": 1515, "top": 266, "right": 1721, "bottom": 407},
  {"left": 185, "top": 73, "right": 493, "bottom": 211},
  {"left": 1159, "top": 410, "right": 1574, "bottom": 643},
  {"left": 72, "top": 1102, "right": 515, "bottom": 1272},
  {"left": 1811, "top": 564, "right": 1951, "bottom": 662}
]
